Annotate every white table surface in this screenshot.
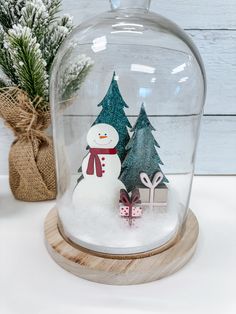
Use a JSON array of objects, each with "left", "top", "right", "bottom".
[{"left": 1, "top": 175, "right": 236, "bottom": 314}]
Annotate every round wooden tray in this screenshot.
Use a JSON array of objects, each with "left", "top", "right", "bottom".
[{"left": 44, "top": 208, "right": 199, "bottom": 285}]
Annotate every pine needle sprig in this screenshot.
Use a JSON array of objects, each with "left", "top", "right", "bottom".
[
  {"left": 60, "top": 55, "right": 94, "bottom": 101},
  {"left": 7, "top": 25, "right": 48, "bottom": 102},
  {"left": 0, "top": 25, "right": 18, "bottom": 83},
  {"left": 42, "top": 14, "right": 73, "bottom": 71},
  {"left": 43, "top": 0, "right": 61, "bottom": 23},
  {"left": 0, "top": 48, "right": 18, "bottom": 84},
  {"left": 0, "top": 0, "right": 25, "bottom": 31},
  {"left": 20, "top": 0, "right": 50, "bottom": 43}
]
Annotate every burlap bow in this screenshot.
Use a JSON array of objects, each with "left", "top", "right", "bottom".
[{"left": 0, "top": 87, "right": 56, "bottom": 201}]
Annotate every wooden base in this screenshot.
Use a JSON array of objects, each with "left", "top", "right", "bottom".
[{"left": 44, "top": 208, "right": 199, "bottom": 285}]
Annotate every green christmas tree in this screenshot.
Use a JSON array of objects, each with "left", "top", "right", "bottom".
[
  {"left": 92, "top": 72, "right": 131, "bottom": 161},
  {"left": 120, "top": 103, "right": 169, "bottom": 192}
]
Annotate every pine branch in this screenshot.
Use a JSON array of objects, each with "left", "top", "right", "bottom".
[
  {"left": 0, "top": 0, "right": 25, "bottom": 31},
  {"left": 60, "top": 55, "right": 94, "bottom": 101},
  {"left": 7, "top": 25, "right": 48, "bottom": 103},
  {"left": 43, "top": 0, "right": 61, "bottom": 23},
  {"left": 0, "top": 49, "right": 18, "bottom": 84},
  {"left": 20, "top": 0, "right": 49, "bottom": 43},
  {"left": 0, "top": 25, "right": 18, "bottom": 83},
  {"left": 20, "top": 1, "right": 73, "bottom": 72},
  {"left": 0, "top": 0, "right": 91, "bottom": 111},
  {"left": 43, "top": 14, "right": 73, "bottom": 71}
]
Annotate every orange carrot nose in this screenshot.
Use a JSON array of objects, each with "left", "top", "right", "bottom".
[{"left": 99, "top": 135, "right": 108, "bottom": 139}]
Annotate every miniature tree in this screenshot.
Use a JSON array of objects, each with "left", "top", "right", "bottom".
[
  {"left": 120, "top": 103, "right": 169, "bottom": 192},
  {"left": 92, "top": 72, "right": 131, "bottom": 161}
]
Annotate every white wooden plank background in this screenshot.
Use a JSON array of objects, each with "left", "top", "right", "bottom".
[
  {"left": 189, "top": 30, "right": 236, "bottom": 114},
  {"left": 196, "top": 116, "right": 236, "bottom": 174},
  {"left": 62, "top": 0, "right": 236, "bottom": 29},
  {"left": 0, "top": 0, "right": 235, "bottom": 175}
]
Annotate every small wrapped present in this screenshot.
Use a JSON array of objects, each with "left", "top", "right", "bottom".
[
  {"left": 139, "top": 172, "right": 168, "bottom": 209},
  {"left": 120, "top": 205, "right": 142, "bottom": 217},
  {"left": 119, "top": 189, "right": 142, "bottom": 226}
]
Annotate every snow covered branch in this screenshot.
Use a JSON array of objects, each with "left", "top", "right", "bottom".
[{"left": 0, "top": 0, "right": 91, "bottom": 110}]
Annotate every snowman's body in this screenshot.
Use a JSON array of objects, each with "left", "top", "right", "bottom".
[
  {"left": 82, "top": 152, "right": 121, "bottom": 180},
  {"left": 73, "top": 124, "right": 126, "bottom": 212}
]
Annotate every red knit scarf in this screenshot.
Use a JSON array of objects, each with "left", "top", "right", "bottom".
[{"left": 86, "top": 148, "right": 117, "bottom": 177}]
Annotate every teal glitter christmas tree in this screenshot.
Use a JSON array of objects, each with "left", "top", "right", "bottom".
[
  {"left": 92, "top": 72, "right": 131, "bottom": 161},
  {"left": 120, "top": 103, "right": 169, "bottom": 192}
]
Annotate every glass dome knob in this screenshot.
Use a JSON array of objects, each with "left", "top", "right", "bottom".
[{"left": 110, "top": 0, "right": 151, "bottom": 11}]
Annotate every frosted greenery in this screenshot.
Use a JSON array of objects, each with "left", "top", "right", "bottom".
[
  {"left": 0, "top": 0, "right": 25, "bottom": 31},
  {"left": 60, "top": 54, "right": 94, "bottom": 102},
  {"left": 6, "top": 25, "right": 49, "bottom": 101},
  {"left": 120, "top": 104, "right": 169, "bottom": 192},
  {"left": 0, "top": 0, "right": 92, "bottom": 110}
]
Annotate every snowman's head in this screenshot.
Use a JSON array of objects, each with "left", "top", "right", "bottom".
[{"left": 87, "top": 123, "right": 119, "bottom": 148}]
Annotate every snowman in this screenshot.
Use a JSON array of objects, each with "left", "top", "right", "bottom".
[{"left": 72, "top": 123, "right": 126, "bottom": 213}]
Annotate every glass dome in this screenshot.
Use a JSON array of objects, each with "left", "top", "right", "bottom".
[{"left": 50, "top": 0, "right": 206, "bottom": 255}]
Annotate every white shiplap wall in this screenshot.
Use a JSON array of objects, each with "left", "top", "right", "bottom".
[{"left": 0, "top": 0, "right": 235, "bottom": 174}]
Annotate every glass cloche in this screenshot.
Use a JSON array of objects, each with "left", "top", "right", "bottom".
[{"left": 50, "top": 0, "right": 206, "bottom": 255}]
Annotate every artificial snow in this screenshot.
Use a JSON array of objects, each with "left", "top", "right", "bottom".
[
  {"left": 59, "top": 175, "right": 183, "bottom": 255},
  {"left": 59, "top": 200, "right": 179, "bottom": 255}
]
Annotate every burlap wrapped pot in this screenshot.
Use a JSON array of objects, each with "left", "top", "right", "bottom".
[{"left": 0, "top": 87, "right": 56, "bottom": 201}]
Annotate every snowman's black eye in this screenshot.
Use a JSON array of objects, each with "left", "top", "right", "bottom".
[
  {"left": 105, "top": 133, "right": 107, "bottom": 136},
  {"left": 98, "top": 133, "right": 101, "bottom": 136}
]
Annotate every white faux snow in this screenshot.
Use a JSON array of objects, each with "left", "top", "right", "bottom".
[
  {"left": 59, "top": 202, "right": 179, "bottom": 254},
  {"left": 72, "top": 176, "right": 125, "bottom": 217},
  {"left": 59, "top": 174, "right": 188, "bottom": 255}
]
